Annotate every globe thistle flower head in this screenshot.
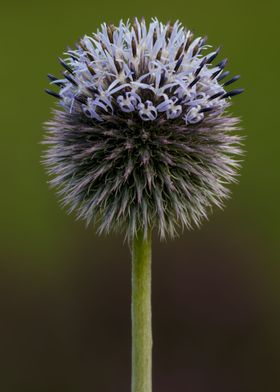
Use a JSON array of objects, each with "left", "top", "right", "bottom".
[{"left": 44, "top": 18, "right": 244, "bottom": 239}]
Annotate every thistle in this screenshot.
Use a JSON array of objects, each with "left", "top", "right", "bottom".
[{"left": 43, "top": 18, "right": 243, "bottom": 392}]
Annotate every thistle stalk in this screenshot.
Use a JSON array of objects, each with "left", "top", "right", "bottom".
[
  {"left": 43, "top": 18, "right": 244, "bottom": 392},
  {"left": 131, "top": 229, "right": 152, "bottom": 392}
]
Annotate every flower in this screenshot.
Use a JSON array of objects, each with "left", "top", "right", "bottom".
[{"left": 43, "top": 18, "right": 244, "bottom": 239}]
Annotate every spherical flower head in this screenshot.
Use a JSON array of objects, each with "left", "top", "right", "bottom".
[{"left": 43, "top": 18, "right": 244, "bottom": 239}]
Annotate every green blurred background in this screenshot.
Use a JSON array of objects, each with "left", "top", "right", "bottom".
[{"left": 1, "top": 0, "right": 280, "bottom": 390}]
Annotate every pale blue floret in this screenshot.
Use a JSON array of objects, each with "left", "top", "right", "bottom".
[
  {"left": 166, "top": 97, "right": 182, "bottom": 119},
  {"left": 138, "top": 101, "right": 157, "bottom": 121},
  {"left": 184, "top": 106, "right": 204, "bottom": 124},
  {"left": 57, "top": 18, "right": 230, "bottom": 124},
  {"left": 117, "top": 92, "right": 141, "bottom": 113},
  {"left": 82, "top": 98, "right": 103, "bottom": 121},
  {"left": 156, "top": 97, "right": 172, "bottom": 112}
]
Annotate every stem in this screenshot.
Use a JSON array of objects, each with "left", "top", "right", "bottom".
[{"left": 131, "top": 229, "right": 152, "bottom": 392}]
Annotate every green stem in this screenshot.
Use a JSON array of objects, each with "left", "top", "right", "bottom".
[{"left": 131, "top": 229, "right": 152, "bottom": 392}]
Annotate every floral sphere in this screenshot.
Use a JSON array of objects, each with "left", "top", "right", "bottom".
[{"left": 43, "top": 18, "right": 243, "bottom": 239}]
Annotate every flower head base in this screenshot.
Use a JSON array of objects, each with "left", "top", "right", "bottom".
[{"left": 44, "top": 18, "right": 244, "bottom": 239}]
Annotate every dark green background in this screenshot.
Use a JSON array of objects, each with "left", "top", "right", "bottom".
[{"left": 1, "top": 0, "right": 279, "bottom": 391}]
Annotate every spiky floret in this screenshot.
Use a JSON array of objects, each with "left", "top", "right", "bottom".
[{"left": 43, "top": 18, "right": 244, "bottom": 239}]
